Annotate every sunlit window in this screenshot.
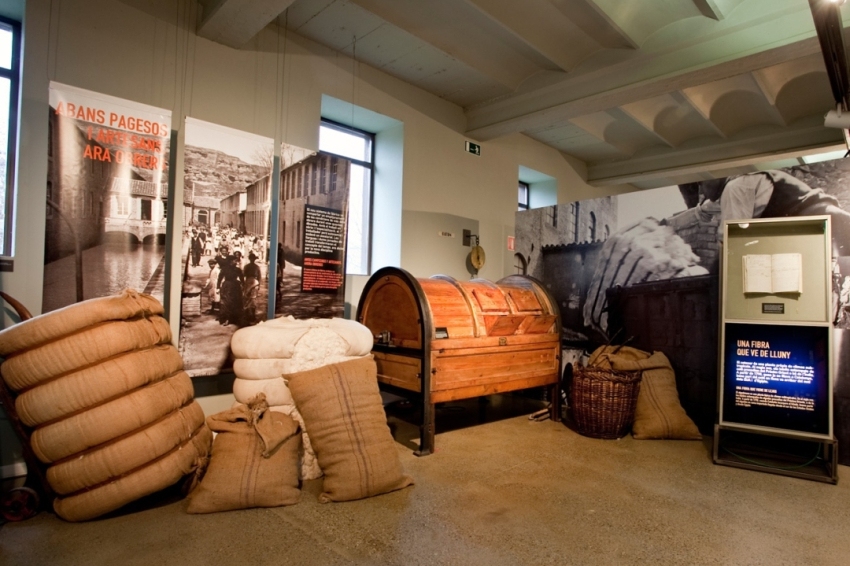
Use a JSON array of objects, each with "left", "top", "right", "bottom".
[
  {"left": 319, "top": 120, "right": 373, "bottom": 275},
  {"left": 518, "top": 182, "right": 529, "bottom": 211},
  {"left": 0, "top": 17, "right": 20, "bottom": 256}
]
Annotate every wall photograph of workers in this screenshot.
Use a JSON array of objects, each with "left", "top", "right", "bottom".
[
  {"left": 42, "top": 82, "right": 172, "bottom": 313},
  {"left": 178, "top": 117, "right": 278, "bottom": 377},
  {"left": 515, "top": 156, "right": 850, "bottom": 463}
]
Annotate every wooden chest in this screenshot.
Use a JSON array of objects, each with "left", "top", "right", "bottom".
[{"left": 356, "top": 267, "right": 561, "bottom": 455}]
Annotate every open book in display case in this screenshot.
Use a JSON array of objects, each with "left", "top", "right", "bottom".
[{"left": 716, "top": 216, "right": 837, "bottom": 483}]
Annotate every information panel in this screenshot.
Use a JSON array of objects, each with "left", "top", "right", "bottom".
[
  {"left": 300, "top": 204, "right": 346, "bottom": 293},
  {"left": 721, "top": 322, "right": 830, "bottom": 437}
]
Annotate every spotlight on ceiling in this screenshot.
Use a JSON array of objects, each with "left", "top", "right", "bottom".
[{"left": 828, "top": 0, "right": 846, "bottom": 6}]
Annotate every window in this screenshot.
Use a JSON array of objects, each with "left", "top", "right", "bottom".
[
  {"left": 319, "top": 119, "right": 374, "bottom": 275},
  {"left": 518, "top": 181, "right": 529, "bottom": 211},
  {"left": 514, "top": 253, "right": 527, "bottom": 275},
  {"left": 547, "top": 206, "right": 557, "bottom": 228},
  {"left": 589, "top": 211, "right": 597, "bottom": 241},
  {"left": 570, "top": 203, "right": 579, "bottom": 242},
  {"left": 115, "top": 196, "right": 131, "bottom": 217},
  {"left": 141, "top": 199, "right": 152, "bottom": 221},
  {"left": 0, "top": 17, "right": 21, "bottom": 256}
]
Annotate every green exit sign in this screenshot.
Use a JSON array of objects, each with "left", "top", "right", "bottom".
[{"left": 465, "top": 141, "right": 481, "bottom": 156}]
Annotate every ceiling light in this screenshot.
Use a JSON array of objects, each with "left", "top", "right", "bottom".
[{"left": 828, "top": 0, "right": 846, "bottom": 6}]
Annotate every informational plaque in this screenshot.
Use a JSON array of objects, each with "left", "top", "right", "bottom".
[{"left": 300, "top": 204, "right": 346, "bottom": 293}]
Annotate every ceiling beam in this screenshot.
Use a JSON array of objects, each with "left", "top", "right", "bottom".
[
  {"left": 466, "top": 37, "right": 824, "bottom": 141},
  {"left": 197, "top": 0, "right": 297, "bottom": 48},
  {"left": 693, "top": 0, "right": 724, "bottom": 20},
  {"left": 463, "top": 0, "right": 595, "bottom": 73},
  {"left": 548, "top": 0, "right": 637, "bottom": 49},
  {"left": 351, "top": 0, "right": 549, "bottom": 90},
  {"left": 585, "top": 122, "right": 842, "bottom": 186}
]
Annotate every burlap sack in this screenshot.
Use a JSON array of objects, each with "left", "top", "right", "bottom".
[
  {"left": 31, "top": 371, "right": 195, "bottom": 463},
  {"left": 47, "top": 401, "right": 206, "bottom": 496},
  {"left": 285, "top": 358, "right": 413, "bottom": 503},
  {"left": 232, "top": 377, "right": 294, "bottom": 407},
  {"left": 230, "top": 317, "right": 373, "bottom": 359},
  {"left": 187, "top": 401, "right": 301, "bottom": 513},
  {"left": 586, "top": 345, "right": 651, "bottom": 369},
  {"left": 231, "top": 400, "right": 322, "bottom": 481},
  {"left": 53, "top": 425, "right": 212, "bottom": 522},
  {"left": 610, "top": 351, "right": 702, "bottom": 440},
  {"left": 16, "top": 345, "right": 183, "bottom": 427},
  {"left": 0, "top": 289, "right": 164, "bottom": 357},
  {"left": 1, "top": 315, "right": 172, "bottom": 391}
]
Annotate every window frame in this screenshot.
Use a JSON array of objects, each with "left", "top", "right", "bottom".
[
  {"left": 0, "top": 15, "right": 21, "bottom": 257},
  {"left": 518, "top": 181, "right": 529, "bottom": 211},
  {"left": 319, "top": 118, "right": 375, "bottom": 276}
]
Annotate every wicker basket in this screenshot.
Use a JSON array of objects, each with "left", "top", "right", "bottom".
[{"left": 570, "top": 364, "right": 641, "bottom": 439}]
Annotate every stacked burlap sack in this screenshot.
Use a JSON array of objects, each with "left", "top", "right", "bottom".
[
  {"left": 229, "top": 316, "right": 375, "bottom": 479},
  {"left": 0, "top": 290, "right": 212, "bottom": 522},
  {"left": 188, "top": 356, "right": 413, "bottom": 513}
]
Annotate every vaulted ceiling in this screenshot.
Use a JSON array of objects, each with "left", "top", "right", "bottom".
[{"left": 196, "top": 0, "right": 850, "bottom": 189}]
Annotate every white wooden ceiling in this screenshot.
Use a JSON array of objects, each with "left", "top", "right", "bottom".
[{"left": 196, "top": 0, "right": 850, "bottom": 189}]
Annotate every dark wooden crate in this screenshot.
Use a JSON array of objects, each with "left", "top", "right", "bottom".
[{"left": 606, "top": 275, "right": 719, "bottom": 434}]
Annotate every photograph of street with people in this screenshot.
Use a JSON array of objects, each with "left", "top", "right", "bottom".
[{"left": 178, "top": 117, "right": 276, "bottom": 377}]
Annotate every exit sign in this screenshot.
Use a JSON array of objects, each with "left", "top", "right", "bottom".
[{"left": 465, "top": 141, "right": 481, "bottom": 156}]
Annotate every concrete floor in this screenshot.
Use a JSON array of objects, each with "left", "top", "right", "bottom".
[{"left": 1, "top": 395, "right": 849, "bottom": 566}]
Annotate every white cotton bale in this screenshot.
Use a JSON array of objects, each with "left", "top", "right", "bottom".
[
  {"left": 232, "top": 358, "right": 293, "bottom": 380},
  {"left": 230, "top": 316, "right": 374, "bottom": 360},
  {"left": 233, "top": 355, "right": 368, "bottom": 380},
  {"left": 229, "top": 318, "right": 312, "bottom": 359},
  {"left": 232, "top": 377, "right": 294, "bottom": 407}
]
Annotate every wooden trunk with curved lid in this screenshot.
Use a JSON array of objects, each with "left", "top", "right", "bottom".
[{"left": 356, "top": 267, "right": 561, "bottom": 455}]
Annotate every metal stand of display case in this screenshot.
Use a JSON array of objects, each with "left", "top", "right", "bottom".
[
  {"left": 713, "top": 424, "right": 838, "bottom": 484},
  {"left": 715, "top": 216, "right": 837, "bottom": 484}
]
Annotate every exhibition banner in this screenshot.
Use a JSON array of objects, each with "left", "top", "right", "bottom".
[
  {"left": 178, "top": 117, "right": 274, "bottom": 377},
  {"left": 275, "top": 150, "right": 350, "bottom": 319},
  {"left": 43, "top": 82, "right": 171, "bottom": 313}
]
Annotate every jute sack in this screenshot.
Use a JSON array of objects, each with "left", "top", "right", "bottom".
[
  {"left": 232, "top": 376, "right": 294, "bottom": 407},
  {"left": 232, "top": 400, "right": 322, "bottom": 481},
  {"left": 30, "top": 371, "right": 195, "bottom": 463},
  {"left": 187, "top": 399, "right": 301, "bottom": 513},
  {"left": 53, "top": 425, "right": 212, "bottom": 522},
  {"left": 286, "top": 357, "right": 413, "bottom": 503},
  {"left": 610, "top": 351, "right": 702, "bottom": 440},
  {"left": 0, "top": 289, "right": 164, "bottom": 357},
  {"left": 1, "top": 315, "right": 172, "bottom": 391},
  {"left": 230, "top": 317, "right": 374, "bottom": 360},
  {"left": 47, "top": 401, "right": 206, "bottom": 496},
  {"left": 16, "top": 345, "right": 183, "bottom": 427}
]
